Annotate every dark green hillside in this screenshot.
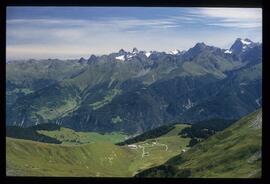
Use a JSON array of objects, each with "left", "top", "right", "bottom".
[
  {"left": 179, "top": 119, "right": 236, "bottom": 146},
  {"left": 6, "top": 124, "right": 62, "bottom": 144},
  {"left": 37, "top": 127, "right": 127, "bottom": 145},
  {"left": 6, "top": 123, "right": 127, "bottom": 145},
  {"left": 7, "top": 83, "right": 82, "bottom": 127},
  {"left": 6, "top": 59, "right": 85, "bottom": 108},
  {"left": 179, "top": 63, "right": 261, "bottom": 122},
  {"left": 135, "top": 109, "right": 262, "bottom": 178},
  {"left": 116, "top": 124, "right": 175, "bottom": 145},
  {"left": 186, "top": 119, "right": 236, "bottom": 133}
]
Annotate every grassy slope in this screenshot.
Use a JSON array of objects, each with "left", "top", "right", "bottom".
[
  {"left": 6, "top": 124, "right": 190, "bottom": 177},
  {"left": 127, "top": 124, "right": 191, "bottom": 174},
  {"left": 136, "top": 109, "right": 262, "bottom": 178},
  {"left": 90, "top": 89, "right": 122, "bottom": 110},
  {"left": 6, "top": 137, "right": 134, "bottom": 177}
]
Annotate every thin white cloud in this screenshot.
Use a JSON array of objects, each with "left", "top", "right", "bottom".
[
  {"left": 195, "top": 8, "right": 262, "bottom": 28},
  {"left": 199, "top": 8, "right": 261, "bottom": 20},
  {"left": 7, "top": 17, "right": 179, "bottom": 32},
  {"left": 207, "top": 22, "right": 262, "bottom": 29}
]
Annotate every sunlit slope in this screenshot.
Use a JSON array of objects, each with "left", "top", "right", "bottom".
[
  {"left": 135, "top": 109, "right": 262, "bottom": 178},
  {"left": 127, "top": 124, "right": 191, "bottom": 175},
  {"left": 6, "top": 137, "right": 135, "bottom": 177},
  {"left": 6, "top": 124, "right": 191, "bottom": 177}
]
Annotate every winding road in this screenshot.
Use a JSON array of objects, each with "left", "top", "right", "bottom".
[{"left": 139, "top": 139, "right": 168, "bottom": 158}]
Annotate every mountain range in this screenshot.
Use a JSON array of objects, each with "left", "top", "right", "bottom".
[{"left": 6, "top": 38, "right": 262, "bottom": 135}]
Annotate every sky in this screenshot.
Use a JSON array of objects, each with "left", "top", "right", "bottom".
[{"left": 6, "top": 7, "right": 262, "bottom": 60}]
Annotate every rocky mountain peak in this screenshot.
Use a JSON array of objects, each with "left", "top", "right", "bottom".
[
  {"left": 87, "top": 55, "right": 98, "bottom": 64},
  {"left": 78, "top": 57, "right": 87, "bottom": 64},
  {"left": 118, "top": 49, "right": 126, "bottom": 55},
  {"left": 183, "top": 42, "right": 208, "bottom": 59},
  {"left": 132, "top": 47, "right": 139, "bottom": 54},
  {"left": 194, "top": 42, "right": 207, "bottom": 49},
  {"left": 230, "top": 38, "right": 255, "bottom": 54}
]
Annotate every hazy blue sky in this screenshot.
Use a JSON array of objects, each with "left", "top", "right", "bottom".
[{"left": 6, "top": 7, "right": 262, "bottom": 60}]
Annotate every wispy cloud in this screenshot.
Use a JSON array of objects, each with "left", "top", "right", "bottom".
[
  {"left": 192, "top": 8, "right": 262, "bottom": 28},
  {"left": 7, "top": 17, "right": 180, "bottom": 32},
  {"left": 6, "top": 7, "right": 262, "bottom": 60},
  {"left": 198, "top": 8, "right": 261, "bottom": 20},
  {"left": 165, "top": 8, "right": 262, "bottom": 29}
]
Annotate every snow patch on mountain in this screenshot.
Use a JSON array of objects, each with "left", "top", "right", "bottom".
[
  {"left": 145, "top": 51, "right": 152, "bottom": 58},
  {"left": 115, "top": 55, "right": 125, "bottom": 61},
  {"left": 168, "top": 49, "right": 180, "bottom": 55},
  {"left": 241, "top": 39, "right": 252, "bottom": 45},
  {"left": 127, "top": 54, "right": 134, "bottom": 59},
  {"left": 224, "top": 50, "right": 232, "bottom": 54}
]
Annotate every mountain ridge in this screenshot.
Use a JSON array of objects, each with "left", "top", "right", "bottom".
[
  {"left": 7, "top": 38, "right": 260, "bottom": 64},
  {"left": 6, "top": 38, "right": 262, "bottom": 134}
]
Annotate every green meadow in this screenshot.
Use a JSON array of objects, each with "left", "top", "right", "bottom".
[{"left": 6, "top": 124, "right": 191, "bottom": 177}]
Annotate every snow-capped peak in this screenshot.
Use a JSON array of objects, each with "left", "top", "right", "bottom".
[
  {"left": 240, "top": 39, "right": 252, "bottom": 45},
  {"left": 125, "top": 48, "right": 139, "bottom": 60},
  {"left": 229, "top": 38, "right": 255, "bottom": 54},
  {"left": 169, "top": 49, "right": 180, "bottom": 55}
]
